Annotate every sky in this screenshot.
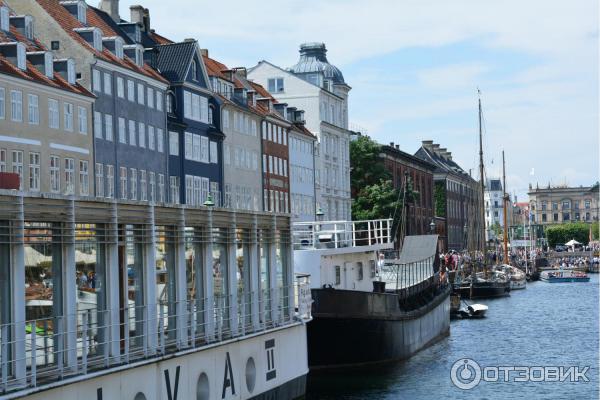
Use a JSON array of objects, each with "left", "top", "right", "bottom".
[{"left": 118, "top": 0, "right": 599, "bottom": 200}]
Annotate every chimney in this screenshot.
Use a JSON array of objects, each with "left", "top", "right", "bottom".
[
  {"left": 233, "top": 67, "right": 247, "bottom": 79},
  {"left": 431, "top": 143, "right": 440, "bottom": 155},
  {"left": 422, "top": 140, "right": 434, "bottom": 151},
  {"left": 445, "top": 151, "right": 452, "bottom": 161},
  {"left": 184, "top": 38, "right": 195, "bottom": 42},
  {"left": 199, "top": 48, "right": 208, "bottom": 57},
  {"left": 390, "top": 142, "right": 394, "bottom": 147},
  {"left": 129, "top": 5, "right": 145, "bottom": 28},
  {"left": 247, "top": 90, "right": 256, "bottom": 107},
  {"left": 99, "top": 0, "right": 120, "bottom": 23},
  {"left": 395, "top": 145, "right": 399, "bottom": 150}
]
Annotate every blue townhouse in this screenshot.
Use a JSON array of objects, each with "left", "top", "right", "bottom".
[
  {"left": 152, "top": 40, "right": 224, "bottom": 206},
  {"left": 91, "top": 3, "right": 223, "bottom": 206}
]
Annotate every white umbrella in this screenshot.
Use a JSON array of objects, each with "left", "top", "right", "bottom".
[{"left": 565, "top": 239, "right": 581, "bottom": 246}]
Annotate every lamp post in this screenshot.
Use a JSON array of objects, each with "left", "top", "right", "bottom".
[
  {"left": 203, "top": 193, "right": 215, "bottom": 207},
  {"left": 429, "top": 219, "right": 436, "bottom": 234}
]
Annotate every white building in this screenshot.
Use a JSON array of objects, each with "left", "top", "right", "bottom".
[
  {"left": 287, "top": 108, "right": 317, "bottom": 222},
  {"left": 485, "top": 178, "right": 505, "bottom": 240},
  {"left": 249, "top": 43, "right": 352, "bottom": 221}
]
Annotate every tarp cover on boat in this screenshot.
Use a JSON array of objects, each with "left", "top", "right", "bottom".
[{"left": 398, "top": 235, "right": 439, "bottom": 264}]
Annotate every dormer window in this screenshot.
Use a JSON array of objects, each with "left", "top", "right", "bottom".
[
  {"left": 44, "top": 52, "right": 54, "bottom": 78},
  {"left": 60, "top": 1, "right": 87, "bottom": 24},
  {"left": 17, "top": 43, "right": 26, "bottom": 70},
  {"left": 0, "top": 7, "right": 9, "bottom": 32},
  {"left": 9, "top": 15, "right": 34, "bottom": 40},
  {"left": 103, "top": 36, "right": 124, "bottom": 59},
  {"left": 77, "top": 1, "right": 87, "bottom": 24},
  {"left": 93, "top": 29, "right": 102, "bottom": 51},
  {"left": 191, "top": 60, "right": 198, "bottom": 81},
  {"left": 74, "top": 27, "right": 103, "bottom": 52},
  {"left": 67, "top": 59, "right": 76, "bottom": 84}
]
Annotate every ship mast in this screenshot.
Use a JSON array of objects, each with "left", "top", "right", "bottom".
[
  {"left": 478, "top": 90, "right": 487, "bottom": 275},
  {"left": 502, "top": 150, "right": 509, "bottom": 265}
]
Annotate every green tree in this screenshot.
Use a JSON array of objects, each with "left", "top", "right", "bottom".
[
  {"left": 352, "top": 179, "right": 402, "bottom": 221},
  {"left": 545, "top": 222, "right": 591, "bottom": 247},
  {"left": 350, "top": 135, "right": 390, "bottom": 191},
  {"left": 434, "top": 181, "right": 446, "bottom": 217},
  {"left": 592, "top": 222, "right": 599, "bottom": 240}
]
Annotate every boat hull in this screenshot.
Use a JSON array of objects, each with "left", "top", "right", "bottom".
[
  {"left": 307, "top": 287, "right": 450, "bottom": 369},
  {"left": 541, "top": 277, "right": 590, "bottom": 283},
  {"left": 510, "top": 279, "right": 527, "bottom": 290},
  {"left": 454, "top": 282, "right": 510, "bottom": 299}
]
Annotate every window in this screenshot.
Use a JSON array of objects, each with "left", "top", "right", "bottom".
[
  {"left": 78, "top": 106, "right": 88, "bottom": 134},
  {"left": 49, "top": 99, "right": 59, "bottom": 129},
  {"left": 148, "top": 126, "right": 155, "bottom": 150},
  {"left": 585, "top": 200, "right": 591, "bottom": 209},
  {"left": 140, "top": 170, "right": 147, "bottom": 201},
  {"left": 130, "top": 168, "right": 137, "bottom": 200},
  {"left": 335, "top": 266, "right": 341, "bottom": 285},
  {"left": 210, "top": 141, "right": 218, "bottom": 164},
  {"left": 170, "top": 176, "right": 179, "bottom": 204},
  {"left": 106, "top": 165, "right": 114, "bottom": 198},
  {"left": 64, "top": 103, "right": 74, "bottom": 131},
  {"left": 185, "top": 132, "right": 193, "bottom": 160},
  {"left": 267, "top": 78, "right": 284, "bottom": 93},
  {"left": 117, "top": 77, "right": 125, "bottom": 98},
  {"left": 137, "top": 83, "right": 145, "bottom": 105},
  {"left": 184, "top": 91, "right": 192, "bottom": 119},
  {"left": 103, "top": 72, "right": 112, "bottom": 95},
  {"left": 562, "top": 201, "right": 570, "bottom": 210},
  {"left": 64, "top": 158, "right": 75, "bottom": 194},
  {"left": 95, "top": 163, "right": 104, "bottom": 197},
  {"left": 138, "top": 122, "right": 145, "bottom": 148},
  {"left": 120, "top": 167, "right": 127, "bottom": 199},
  {"left": 542, "top": 214, "right": 547, "bottom": 222},
  {"left": 200, "top": 136, "right": 209, "bottom": 163},
  {"left": 251, "top": 120, "right": 257, "bottom": 136},
  {"left": 10, "top": 90, "right": 22, "bottom": 122},
  {"left": 149, "top": 172, "right": 155, "bottom": 202},
  {"left": 553, "top": 213, "right": 559, "bottom": 222},
  {"left": 50, "top": 155, "right": 60, "bottom": 193},
  {"left": 166, "top": 93, "right": 174, "bottom": 113},
  {"left": 156, "top": 91, "right": 163, "bottom": 111},
  {"left": 201, "top": 178, "right": 209, "bottom": 204},
  {"left": 563, "top": 213, "right": 570, "bottom": 221},
  {"left": 93, "top": 111, "right": 102, "bottom": 138},
  {"left": 541, "top": 201, "right": 547, "bottom": 211},
  {"left": 28, "top": 94, "right": 39, "bottom": 125},
  {"left": 552, "top": 202, "right": 558, "bottom": 210},
  {"left": 129, "top": 120, "right": 136, "bottom": 146},
  {"left": 104, "top": 114, "right": 113, "bottom": 141},
  {"left": 156, "top": 129, "right": 164, "bottom": 153},
  {"left": 147, "top": 87, "right": 154, "bottom": 109},
  {"left": 169, "top": 131, "right": 179, "bottom": 156},
  {"left": 190, "top": 60, "right": 198, "bottom": 81},
  {"left": 118, "top": 117, "right": 126, "bottom": 143},
  {"left": 158, "top": 174, "right": 165, "bottom": 203},
  {"left": 185, "top": 175, "right": 194, "bottom": 205},
  {"left": 222, "top": 109, "right": 229, "bottom": 130},
  {"left": 192, "top": 93, "right": 199, "bottom": 120},
  {"left": 79, "top": 160, "right": 89, "bottom": 195},
  {"left": 28, "top": 152, "right": 40, "bottom": 191},
  {"left": 92, "top": 69, "right": 101, "bottom": 92},
  {"left": 127, "top": 80, "right": 135, "bottom": 102},
  {"left": 11, "top": 150, "right": 23, "bottom": 189},
  {"left": 370, "top": 260, "right": 376, "bottom": 278},
  {"left": 0, "top": 88, "right": 4, "bottom": 119},
  {"left": 0, "top": 149, "right": 7, "bottom": 172}
]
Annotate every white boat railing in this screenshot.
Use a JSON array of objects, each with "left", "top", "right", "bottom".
[
  {"left": 0, "top": 282, "right": 311, "bottom": 395},
  {"left": 292, "top": 219, "right": 393, "bottom": 250}
]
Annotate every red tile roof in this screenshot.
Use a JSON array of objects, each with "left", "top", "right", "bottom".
[
  {"left": 149, "top": 30, "right": 173, "bottom": 45},
  {"left": 35, "top": 0, "right": 167, "bottom": 84},
  {"left": 0, "top": 11, "right": 93, "bottom": 97}
]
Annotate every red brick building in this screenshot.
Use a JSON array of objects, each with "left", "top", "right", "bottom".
[{"left": 380, "top": 143, "right": 436, "bottom": 236}]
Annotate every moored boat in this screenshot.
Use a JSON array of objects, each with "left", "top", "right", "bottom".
[
  {"left": 454, "top": 270, "right": 511, "bottom": 299},
  {"left": 541, "top": 270, "right": 590, "bottom": 283},
  {"left": 293, "top": 222, "right": 450, "bottom": 370}
]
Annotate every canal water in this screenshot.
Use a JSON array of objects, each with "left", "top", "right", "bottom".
[{"left": 306, "top": 274, "right": 599, "bottom": 399}]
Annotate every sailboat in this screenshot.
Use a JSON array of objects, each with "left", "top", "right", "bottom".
[
  {"left": 455, "top": 91, "right": 510, "bottom": 299},
  {"left": 494, "top": 150, "right": 527, "bottom": 290}
]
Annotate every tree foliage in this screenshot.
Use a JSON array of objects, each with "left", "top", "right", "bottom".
[
  {"left": 592, "top": 222, "right": 599, "bottom": 240},
  {"left": 350, "top": 135, "right": 390, "bottom": 190},
  {"left": 434, "top": 181, "right": 446, "bottom": 217},
  {"left": 545, "top": 222, "right": 592, "bottom": 247},
  {"left": 352, "top": 179, "right": 402, "bottom": 221}
]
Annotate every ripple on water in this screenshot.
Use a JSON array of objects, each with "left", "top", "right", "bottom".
[{"left": 306, "top": 276, "right": 599, "bottom": 400}]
